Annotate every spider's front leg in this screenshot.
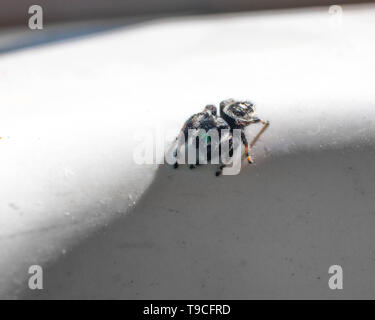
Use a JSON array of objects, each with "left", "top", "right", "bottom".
[
  {"left": 249, "top": 119, "right": 270, "bottom": 148},
  {"left": 241, "top": 131, "right": 254, "bottom": 164}
]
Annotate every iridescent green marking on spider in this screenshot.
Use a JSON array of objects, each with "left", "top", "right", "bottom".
[{"left": 200, "top": 132, "right": 211, "bottom": 143}]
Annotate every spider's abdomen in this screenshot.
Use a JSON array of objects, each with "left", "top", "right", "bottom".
[{"left": 183, "top": 112, "right": 227, "bottom": 140}]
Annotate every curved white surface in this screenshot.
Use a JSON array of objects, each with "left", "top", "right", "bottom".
[{"left": 0, "top": 5, "right": 375, "bottom": 299}]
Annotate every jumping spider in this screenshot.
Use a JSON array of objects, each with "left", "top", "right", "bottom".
[{"left": 172, "top": 99, "right": 270, "bottom": 176}]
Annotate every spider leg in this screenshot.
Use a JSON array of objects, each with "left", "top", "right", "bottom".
[
  {"left": 244, "top": 144, "right": 254, "bottom": 164},
  {"left": 190, "top": 149, "right": 202, "bottom": 169},
  {"left": 172, "top": 137, "right": 180, "bottom": 169},
  {"left": 172, "top": 126, "right": 187, "bottom": 169},
  {"left": 249, "top": 120, "right": 270, "bottom": 148},
  {"left": 241, "top": 131, "right": 253, "bottom": 164},
  {"left": 215, "top": 164, "right": 226, "bottom": 176},
  {"left": 216, "top": 132, "right": 235, "bottom": 176}
]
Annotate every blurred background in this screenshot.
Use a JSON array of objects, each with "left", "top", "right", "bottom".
[
  {"left": 1, "top": 0, "right": 374, "bottom": 55},
  {"left": 1, "top": 0, "right": 374, "bottom": 27}
]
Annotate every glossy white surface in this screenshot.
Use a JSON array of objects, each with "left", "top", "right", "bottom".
[{"left": 1, "top": 5, "right": 375, "bottom": 298}]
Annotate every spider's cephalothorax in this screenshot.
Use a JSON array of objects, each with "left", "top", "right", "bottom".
[
  {"left": 219, "top": 98, "right": 269, "bottom": 164},
  {"left": 220, "top": 99, "right": 257, "bottom": 128},
  {"left": 172, "top": 100, "right": 269, "bottom": 176}
]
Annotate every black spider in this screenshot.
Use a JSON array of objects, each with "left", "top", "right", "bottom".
[{"left": 172, "top": 99, "right": 269, "bottom": 176}]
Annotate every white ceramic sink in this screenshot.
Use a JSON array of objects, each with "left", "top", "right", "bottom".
[{"left": 1, "top": 5, "right": 375, "bottom": 299}]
